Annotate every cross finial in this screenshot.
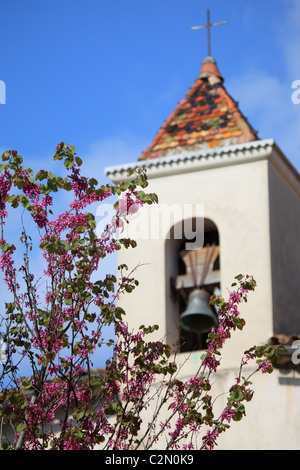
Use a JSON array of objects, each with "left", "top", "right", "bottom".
[{"left": 190, "top": 9, "right": 227, "bottom": 57}]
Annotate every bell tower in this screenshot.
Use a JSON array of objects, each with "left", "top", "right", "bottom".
[
  {"left": 105, "top": 54, "right": 300, "bottom": 448},
  {"left": 106, "top": 55, "right": 265, "bottom": 353}
]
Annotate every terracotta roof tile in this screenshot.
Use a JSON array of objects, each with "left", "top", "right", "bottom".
[
  {"left": 268, "top": 334, "right": 300, "bottom": 346},
  {"left": 139, "top": 57, "right": 258, "bottom": 161}
]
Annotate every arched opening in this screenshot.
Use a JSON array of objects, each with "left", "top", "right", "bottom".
[{"left": 165, "top": 218, "right": 220, "bottom": 353}]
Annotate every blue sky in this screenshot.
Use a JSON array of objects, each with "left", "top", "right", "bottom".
[
  {"left": 0, "top": 0, "right": 300, "bottom": 369},
  {"left": 1, "top": 0, "right": 300, "bottom": 171}
]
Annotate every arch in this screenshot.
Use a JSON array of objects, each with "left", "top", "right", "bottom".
[{"left": 165, "top": 217, "right": 220, "bottom": 353}]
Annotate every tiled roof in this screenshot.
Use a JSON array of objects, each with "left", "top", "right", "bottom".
[
  {"left": 139, "top": 57, "right": 259, "bottom": 161},
  {"left": 268, "top": 334, "right": 300, "bottom": 346}
]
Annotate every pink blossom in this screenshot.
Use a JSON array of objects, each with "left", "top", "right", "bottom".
[
  {"left": 259, "top": 360, "right": 273, "bottom": 374},
  {"left": 220, "top": 407, "right": 235, "bottom": 423}
]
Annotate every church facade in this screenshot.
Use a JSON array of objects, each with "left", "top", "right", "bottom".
[{"left": 106, "top": 56, "right": 300, "bottom": 450}]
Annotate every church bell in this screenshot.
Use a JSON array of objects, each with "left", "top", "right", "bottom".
[{"left": 179, "top": 288, "right": 218, "bottom": 334}]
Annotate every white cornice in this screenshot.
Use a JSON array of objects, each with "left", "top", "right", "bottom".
[{"left": 105, "top": 139, "right": 300, "bottom": 197}]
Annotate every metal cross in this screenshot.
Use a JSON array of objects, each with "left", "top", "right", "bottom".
[{"left": 190, "top": 9, "right": 227, "bottom": 57}]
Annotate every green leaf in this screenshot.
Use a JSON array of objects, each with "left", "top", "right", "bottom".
[
  {"left": 64, "top": 158, "right": 74, "bottom": 169},
  {"left": 127, "top": 168, "right": 136, "bottom": 177},
  {"left": 16, "top": 422, "right": 26, "bottom": 433},
  {"left": 120, "top": 181, "right": 131, "bottom": 191},
  {"left": 75, "top": 156, "right": 82, "bottom": 166},
  {"left": 8, "top": 393, "right": 19, "bottom": 405},
  {"left": 79, "top": 292, "right": 92, "bottom": 303},
  {"left": 14, "top": 155, "right": 23, "bottom": 164},
  {"left": 230, "top": 390, "right": 244, "bottom": 402},
  {"left": 58, "top": 240, "right": 71, "bottom": 251},
  {"left": 236, "top": 403, "right": 245, "bottom": 413},
  {"left": 105, "top": 402, "right": 121, "bottom": 416},
  {"left": 20, "top": 377, "right": 32, "bottom": 389},
  {"left": 1, "top": 243, "right": 11, "bottom": 252},
  {"left": 47, "top": 243, "right": 57, "bottom": 254},
  {"left": 150, "top": 193, "right": 158, "bottom": 203},
  {"left": 35, "top": 170, "right": 48, "bottom": 181},
  {"left": 2, "top": 441, "right": 9, "bottom": 450},
  {"left": 233, "top": 411, "right": 243, "bottom": 422},
  {"left": 115, "top": 307, "right": 125, "bottom": 320},
  {"left": 1, "top": 151, "right": 10, "bottom": 161}
]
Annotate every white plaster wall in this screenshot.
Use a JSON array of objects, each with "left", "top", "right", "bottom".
[
  {"left": 117, "top": 158, "right": 273, "bottom": 367},
  {"left": 213, "top": 367, "right": 300, "bottom": 450}
]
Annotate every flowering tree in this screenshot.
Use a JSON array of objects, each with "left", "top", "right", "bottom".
[{"left": 0, "top": 144, "right": 284, "bottom": 450}]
